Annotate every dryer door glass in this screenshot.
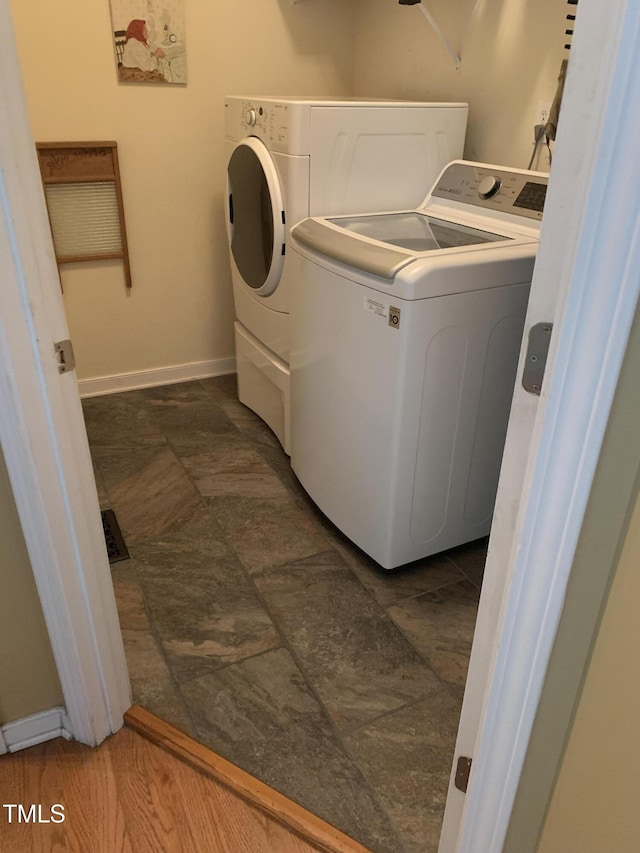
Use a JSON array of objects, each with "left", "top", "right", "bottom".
[{"left": 228, "top": 141, "right": 283, "bottom": 290}]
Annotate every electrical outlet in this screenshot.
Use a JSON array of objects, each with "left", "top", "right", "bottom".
[{"left": 537, "top": 100, "right": 552, "bottom": 125}]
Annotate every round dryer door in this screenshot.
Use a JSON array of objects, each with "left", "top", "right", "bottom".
[{"left": 226, "top": 137, "right": 286, "bottom": 297}]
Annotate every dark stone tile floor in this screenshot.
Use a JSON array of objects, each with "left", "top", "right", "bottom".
[{"left": 83, "top": 376, "right": 487, "bottom": 853}]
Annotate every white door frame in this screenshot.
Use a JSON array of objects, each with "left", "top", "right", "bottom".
[
  {"left": 443, "top": 1, "right": 640, "bottom": 850},
  {"left": 0, "top": 0, "right": 130, "bottom": 745}
]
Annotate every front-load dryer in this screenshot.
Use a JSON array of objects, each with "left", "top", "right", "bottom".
[
  {"left": 289, "top": 161, "right": 548, "bottom": 569},
  {"left": 224, "top": 96, "right": 468, "bottom": 453}
]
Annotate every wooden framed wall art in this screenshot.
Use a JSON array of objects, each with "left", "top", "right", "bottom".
[{"left": 109, "top": 0, "right": 187, "bottom": 84}]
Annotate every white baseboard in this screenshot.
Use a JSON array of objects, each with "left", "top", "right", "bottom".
[
  {"left": 1, "top": 707, "right": 72, "bottom": 754},
  {"left": 77, "top": 358, "right": 237, "bottom": 398}
]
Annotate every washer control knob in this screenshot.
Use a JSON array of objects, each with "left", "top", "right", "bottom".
[
  {"left": 246, "top": 108, "right": 257, "bottom": 127},
  {"left": 478, "top": 175, "right": 502, "bottom": 199}
]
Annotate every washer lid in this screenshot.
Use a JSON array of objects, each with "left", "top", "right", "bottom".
[
  {"left": 292, "top": 218, "right": 413, "bottom": 280},
  {"left": 292, "top": 212, "right": 511, "bottom": 280},
  {"left": 331, "top": 212, "right": 507, "bottom": 251}
]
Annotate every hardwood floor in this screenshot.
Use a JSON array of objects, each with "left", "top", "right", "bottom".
[{"left": 0, "top": 717, "right": 366, "bottom": 853}]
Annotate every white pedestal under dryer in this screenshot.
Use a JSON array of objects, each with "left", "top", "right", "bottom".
[
  {"left": 224, "top": 96, "right": 468, "bottom": 453},
  {"left": 289, "top": 160, "right": 548, "bottom": 569}
]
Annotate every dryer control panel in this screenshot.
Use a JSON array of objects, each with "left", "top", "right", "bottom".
[
  {"left": 238, "top": 100, "right": 282, "bottom": 140},
  {"left": 225, "top": 97, "right": 309, "bottom": 155},
  {"left": 432, "top": 162, "right": 548, "bottom": 221}
]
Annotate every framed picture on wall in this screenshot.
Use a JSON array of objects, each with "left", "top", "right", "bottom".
[{"left": 109, "top": 0, "right": 187, "bottom": 85}]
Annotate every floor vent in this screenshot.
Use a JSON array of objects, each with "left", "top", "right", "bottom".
[{"left": 101, "top": 509, "right": 130, "bottom": 564}]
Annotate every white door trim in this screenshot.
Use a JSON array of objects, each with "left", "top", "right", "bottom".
[
  {"left": 0, "top": 0, "right": 130, "bottom": 745},
  {"left": 455, "top": 1, "right": 640, "bottom": 850}
]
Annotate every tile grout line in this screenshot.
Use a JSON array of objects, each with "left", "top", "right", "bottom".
[
  {"left": 172, "top": 640, "right": 287, "bottom": 687},
  {"left": 125, "top": 558, "right": 202, "bottom": 741},
  {"left": 375, "top": 610, "right": 466, "bottom": 709}
]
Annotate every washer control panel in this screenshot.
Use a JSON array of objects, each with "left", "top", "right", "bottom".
[
  {"left": 478, "top": 175, "right": 502, "bottom": 199},
  {"left": 432, "top": 163, "right": 548, "bottom": 220}
]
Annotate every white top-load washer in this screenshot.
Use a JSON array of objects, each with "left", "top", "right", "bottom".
[
  {"left": 224, "top": 96, "right": 468, "bottom": 453},
  {"left": 289, "top": 160, "right": 548, "bottom": 569}
]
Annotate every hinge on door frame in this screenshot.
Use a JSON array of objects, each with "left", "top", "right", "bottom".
[
  {"left": 522, "top": 322, "right": 553, "bottom": 395},
  {"left": 455, "top": 756, "right": 473, "bottom": 793},
  {"left": 54, "top": 339, "right": 76, "bottom": 374}
]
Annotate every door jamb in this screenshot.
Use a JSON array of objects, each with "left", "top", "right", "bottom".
[
  {"left": 454, "top": 1, "right": 640, "bottom": 849},
  {"left": 0, "top": 0, "right": 130, "bottom": 745}
]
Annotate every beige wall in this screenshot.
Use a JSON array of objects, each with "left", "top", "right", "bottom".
[
  {"left": 538, "top": 486, "right": 640, "bottom": 852},
  {"left": 9, "top": 0, "right": 355, "bottom": 382},
  {"left": 11, "top": 1, "right": 568, "bottom": 384},
  {"left": 0, "top": 446, "right": 63, "bottom": 726},
  {"left": 352, "top": 0, "right": 568, "bottom": 170}
]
